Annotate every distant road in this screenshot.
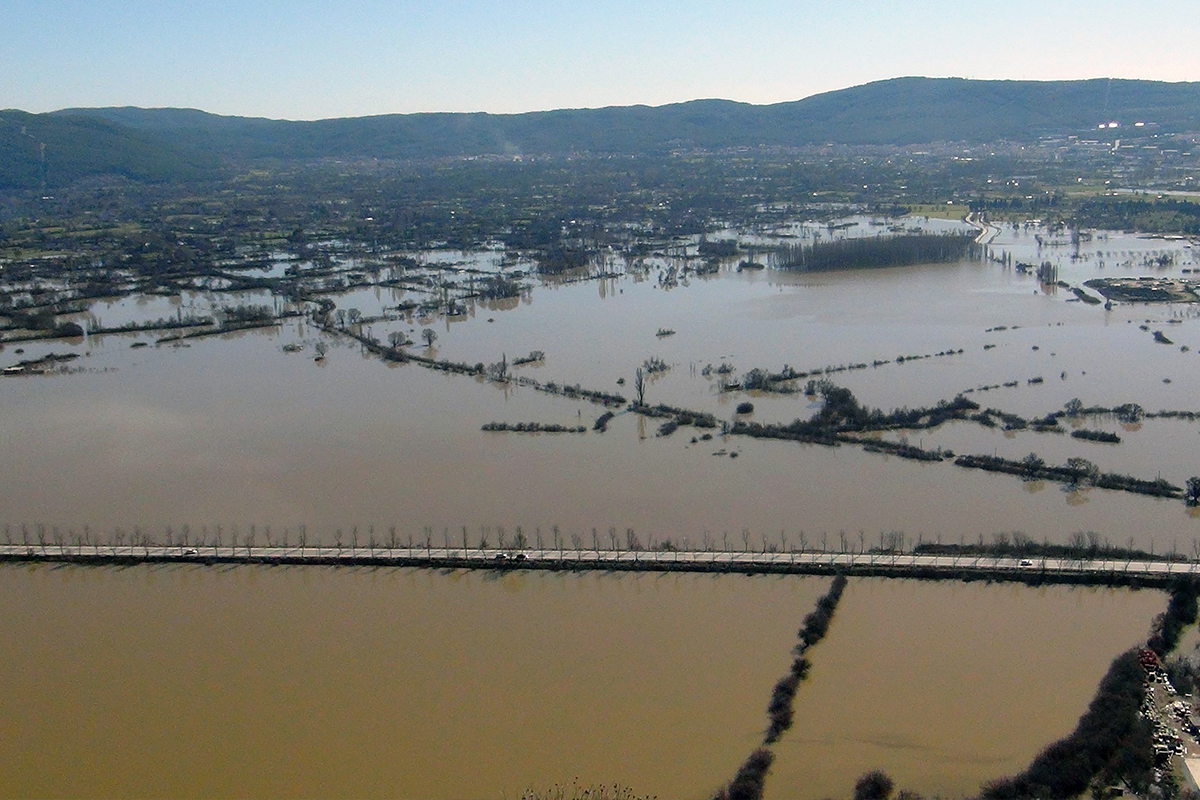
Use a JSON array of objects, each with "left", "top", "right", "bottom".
[
  {"left": 965, "top": 211, "right": 999, "bottom": 245},
  {"left": 3, "top": 545, "right": 1196, "bottom": 587}
]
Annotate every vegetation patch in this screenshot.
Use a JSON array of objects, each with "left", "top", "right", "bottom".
[
  {"left": 776, "top": 232, "right": 978, "bottom": 272},
  {"left": 480, "top": 422, "right": 586, "bottom": 434},
  {"left": 1071, "top": 428, "right": 1121, "bottom": 444}
]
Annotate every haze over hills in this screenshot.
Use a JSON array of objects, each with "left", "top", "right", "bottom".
[{"left": 4, "top": 77, "right": 1200, "bottom": 190}]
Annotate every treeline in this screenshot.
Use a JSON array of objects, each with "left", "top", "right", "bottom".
[
  {"left": 1070, "top": 428, "right": 1121, "bottom": 444},
  {"left": 712, "top": 574, "right": 849, "bottom": 800},
  {"left": 1070, "top": 196, "right": 1200, "bottom": 236},
  {"left": 775, "top": 233, "right": 978, "bottom": 272},
  {"left": 516, "top": 377, "right": 627, "bottom": 407},
  {"left": 630, "top": 402, "right": 718, "bottom": 429},
  {"left": 480, "top": 422, "right": 586, "bottom": 434},
  {"left": 980, "top": 649, "right": 1152, "bottom": 798},
  {"left": 914, "top": 538, "right": 1188, "bottom": 565},
  {"left": 856, "top": 438, "right": 950, "bottom": 462},
  {"left": 954, "top": 453, "right": 1182, "bottom": 499},
  {"left": 1148, "top": 578, "right": 1200, "bottom": 657},
  {"left": 766, "top": 574, "right": 849, "bottom": 743},
  {"left": 981, "top": 578, "right": 1200, "bottom": 798}
]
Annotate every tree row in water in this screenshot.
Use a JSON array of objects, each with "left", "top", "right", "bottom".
[
  {"left": 775, "top": 232, "right": 978, "bottom": 272},
  {"left": 712, "top": 574, "right": 849, "bottom": 800}
]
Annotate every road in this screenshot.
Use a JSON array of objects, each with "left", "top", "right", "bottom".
[
  {"left": 3, "top": 544, "right": 1197, "bottom": 586},
  {"left": 964, "top": 211, "right": 999, "bottom": 245}
]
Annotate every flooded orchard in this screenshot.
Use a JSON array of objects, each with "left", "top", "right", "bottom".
[{"left": 2, "top": 218, "right": 1199, "bottom": 796}]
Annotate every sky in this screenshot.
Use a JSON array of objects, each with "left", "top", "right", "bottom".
[{"left": 3, "top": 0, "right": 1200, "bottom": 120}]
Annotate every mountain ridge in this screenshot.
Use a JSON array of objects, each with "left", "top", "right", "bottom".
[{"left": 5, "top": 77, "right": 1200, "bottom": 189}]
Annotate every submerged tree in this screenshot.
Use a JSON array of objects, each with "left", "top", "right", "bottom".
[
  {"left": 1187, "top": 477, "right": 1200, "bottom": 507},
  {"left": 854, "top": 771, "right": 895, "bottom": 800}
]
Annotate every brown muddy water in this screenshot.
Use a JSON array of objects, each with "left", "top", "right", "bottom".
[
  {"left": 0, "top": 566, "right": 1162, "bottom": 800},
  {"left": 1, "top": 221, "right": 1198, "bottom": 796}
]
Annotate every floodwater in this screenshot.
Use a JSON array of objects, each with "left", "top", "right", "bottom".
[
  {"left": 2, "top": 219, "right": 1199, "bottom": 795},
  {"left": 0, "top": 566, "right": 1163, "bottom": 800},
  {"left": 3, "top": 223, "right": 1199, "bottom": 547},
  {"left": 771, "top": 579, "right": 1163, "bottom": 799}
]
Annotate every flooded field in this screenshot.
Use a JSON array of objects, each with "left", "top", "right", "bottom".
[
  {"left": 2, "top": 217, "right": 1199, "bottom": 795},
  {"left": 0, "top": 566, "right": 1163, "bottom": 800},
  {"left": 771, "top": 579, "right": 1163, "bottom": 799},
  {"left": 2, "top": 222, "right": 1199, "bottom": 547}
]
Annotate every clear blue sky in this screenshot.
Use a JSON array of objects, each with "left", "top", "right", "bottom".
[{"left": 3, "top": 0, "right": 1198, "bottom": 119}]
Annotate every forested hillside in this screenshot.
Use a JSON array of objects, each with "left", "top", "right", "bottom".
[{"left": 5, "top": 77, "right": 1200, "bottom": 190}]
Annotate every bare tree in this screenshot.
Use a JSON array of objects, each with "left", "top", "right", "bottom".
[
  {"left": 625, "top": 528, "right": 642, "bottom": 551},
  {"left": 421, "top": 328, "right": 437, "bottom": 347},
  {"left": 634, "top": 367, "right": 646, "bottom": 405}
]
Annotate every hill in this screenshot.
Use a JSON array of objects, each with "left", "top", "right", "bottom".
[
  {"left": 5, "top": 77, "right": 1200, "bottom": 189},
  {"left": 0, "top": 109, "right": 220, "bottom": 190}
]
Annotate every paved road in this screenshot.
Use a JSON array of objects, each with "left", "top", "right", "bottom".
[
  {"left": 965, "top": 211, "right": 999, "bottom": 245},
  {"left": 3, "top": 544, "right": 1197, "bottom": 584}
]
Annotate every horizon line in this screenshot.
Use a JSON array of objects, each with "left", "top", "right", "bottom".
[{"left": 20, "top": 75, "right": 1195, "bottom": 125}]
